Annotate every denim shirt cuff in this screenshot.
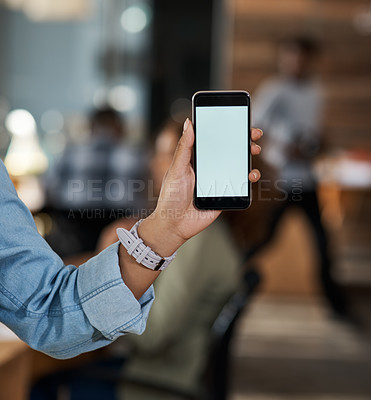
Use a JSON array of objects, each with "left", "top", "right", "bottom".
[{"left": 77, "top": 242, "right": 154, "bottom": 340}]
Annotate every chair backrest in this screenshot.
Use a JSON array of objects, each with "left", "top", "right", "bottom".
[{"left": 202, "top": 268, "right": 261, "bottom": 400}]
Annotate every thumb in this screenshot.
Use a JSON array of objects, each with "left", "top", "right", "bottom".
[{"left": 171, "top": 118, "right": 194, "bottom": 170}]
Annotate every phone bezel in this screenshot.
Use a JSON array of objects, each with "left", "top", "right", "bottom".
[{"left": 192, "top": 90, "right": 251, "bottom": 210}]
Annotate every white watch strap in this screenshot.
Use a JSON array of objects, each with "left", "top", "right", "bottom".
[{"left": 116, "top": 219, "right": 176, "bottom": 271}]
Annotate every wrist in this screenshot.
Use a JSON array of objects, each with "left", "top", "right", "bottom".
[
  {"left": 137, "top": 212, "right": 185, "bottom": 257},
  {"left": 118, "top": 243, "right": 160, "bottom": 300}
]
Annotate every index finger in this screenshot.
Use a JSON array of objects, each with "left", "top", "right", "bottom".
[{"left": 251, "top": 128, "right": 263, "bottom": 142}]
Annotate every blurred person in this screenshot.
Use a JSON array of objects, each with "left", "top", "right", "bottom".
[
  {"left": 44, "top": 107, "right": 149, "bottom": 257},
  {"left": 30, "top": 120, "right": 263, "bottom": 400},
  {"left": 252, "top": 36, "right": 347, "bottom": 317}
]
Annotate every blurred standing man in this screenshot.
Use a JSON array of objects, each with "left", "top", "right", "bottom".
[{"left": 253, "top": 37, "right": 347, "bottom": 317}]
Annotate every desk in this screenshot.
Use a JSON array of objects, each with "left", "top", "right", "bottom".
[
  {"left": 316, "top": 152, "right": 371, "bottom": 285},
  {"left": 0, "top": 323, "right": 105, "bottom": 400},
  {"left": 315, "top": 151, "right": 371, "bottom": 229},
  {"left": 0, "top": 325, "right": 31, "bottom": 400}
]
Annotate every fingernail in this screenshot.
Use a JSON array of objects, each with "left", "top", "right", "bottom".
[
  {"left": 256, "top": 144, "right": 262, "bottom": 151},
  {"left": 252, "top": 172, "right": 258, "bottom": 179},
  {"left": 258, "top": 129, "right": 263, "bottom": 136},
  {"left": 183, "top": 118, "right": 190, "bottom": 133}
]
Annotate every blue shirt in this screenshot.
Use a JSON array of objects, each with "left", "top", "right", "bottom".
[{"left": 0, "top": 160, "right": 154, "bottom": 359}]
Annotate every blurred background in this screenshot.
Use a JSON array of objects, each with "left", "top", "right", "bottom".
[{"left": 0, "top": 0, "right": 371, "bottom": 399}]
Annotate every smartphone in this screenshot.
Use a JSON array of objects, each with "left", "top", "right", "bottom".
[{"left": 192, "top": 90, "right": 251, "bottom": 210}]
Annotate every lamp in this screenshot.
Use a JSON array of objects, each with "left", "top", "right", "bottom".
[
  {"left": 4, "top": 109, "right": 48, "bottom": 176},
  {"left": 4, "top": 109, "right": 48, "bottom": 212}
]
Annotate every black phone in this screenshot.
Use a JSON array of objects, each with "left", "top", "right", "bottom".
[{"left": 192, "top": 90, "right": 251, "bottom": 210}]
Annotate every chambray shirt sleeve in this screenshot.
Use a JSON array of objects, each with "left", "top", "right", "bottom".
[{"left": 0, "top": 160, "right": 154, "bottom": 359}]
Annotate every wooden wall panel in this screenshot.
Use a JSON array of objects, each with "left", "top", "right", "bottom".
[{"left": 230, "top": 0, "right": 371, "bottom": 149}]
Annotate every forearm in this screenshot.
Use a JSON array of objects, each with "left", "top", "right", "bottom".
[
  {"left": 118, "top": 213, "right": 185, "bottom": 300},
  {"left": 119, "top": 243, "right": 160, "bottom": 300},
  {"left": 0, "top": 161, "right": 154, "bottom": 357},
  {"left": 0, "top": 241, "right": 154, "bottom": 358}
]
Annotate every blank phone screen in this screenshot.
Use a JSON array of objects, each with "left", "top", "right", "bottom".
[{"left": 195, "top": 105, "right": 249, "bottom": 198}]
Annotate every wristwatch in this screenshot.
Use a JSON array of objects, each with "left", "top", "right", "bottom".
[{"left": 116, "top": 219, "right": 177, "bottom": 271}]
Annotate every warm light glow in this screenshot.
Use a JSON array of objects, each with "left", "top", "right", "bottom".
[
  {"left": 4, "top": 109, "right": 48, "bottom": 176},
  {"left": 16, "top": 176, "right": 46, "bottom": 212},
  {"left": 120, "top": 6, "right": 149, "bottom": 33},
  {"left": 4, "top": 137, "right": 49, "bottom": 176},
  {"left": 108, "top": 85, "right": 137, "bottom": 112},
  {"left": 5, "top": 109, "right": 36, "bottom": 137},
  {"left": 34, "top": 212, "right": 53, "bottom": 236}
]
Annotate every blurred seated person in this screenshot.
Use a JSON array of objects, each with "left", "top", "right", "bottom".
[
  {"left": 252, "top": 36, "right": 347, "bottom": 317},
  {"left": 31, "top": 119, "right": 262, "bottom": 400},
  {"left": 44, "top": 107, "right": 149, "bottom": 258},
  {"left": 99, "top": 120, "right": 244, "bottom": 399}
]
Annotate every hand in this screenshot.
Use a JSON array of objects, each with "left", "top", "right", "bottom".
[{"left": 138, "top": 119, "right": 263, "bottom": 257}]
